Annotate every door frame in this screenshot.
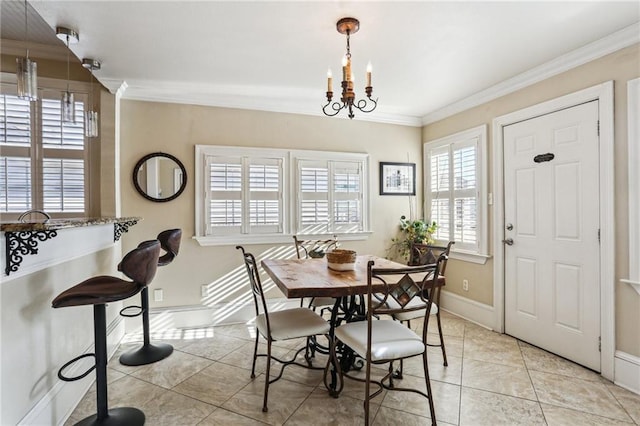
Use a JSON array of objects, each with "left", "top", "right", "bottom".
[{"left": 492, "top": 81, "right": 615, "bottom": 380}]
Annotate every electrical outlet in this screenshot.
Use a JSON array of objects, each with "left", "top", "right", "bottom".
[
  {"left": 201, "top": 284, "right": 208, "bottom": 297},
  {"left": 462, "top": 279, "right": 469, "bottom": 291},
  {"left": 154, "top": 288, "right": 163, "bottom": 302}
]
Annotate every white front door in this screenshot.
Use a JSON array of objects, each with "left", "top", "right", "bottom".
[{"left": 503, "top": 100, "right": 601, "bottom": 371}]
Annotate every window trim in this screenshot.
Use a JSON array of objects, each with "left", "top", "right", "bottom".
[
  {"left": 423, "top": 124, "right": 489, "bottom": 264},
  {"left": 195, "top": 145, "right": 370, "bottom": 246}
]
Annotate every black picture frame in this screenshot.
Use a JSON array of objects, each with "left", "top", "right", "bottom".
[{"left": 379, "top": 162, "right": 416, "bottom": 196}]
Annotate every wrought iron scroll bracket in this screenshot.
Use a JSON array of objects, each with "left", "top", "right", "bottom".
[
  {"left": 114, "top": 219, "right": 139, "bottom": 242},
  {"left": 5, "top": 230, "right": 58, "bottom": 275}
]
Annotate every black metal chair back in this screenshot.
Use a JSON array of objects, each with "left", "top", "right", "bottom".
[
  {"left": 293, "top": 235, "right": 338, "bottom": 259},
  {"left": 237, "top": 246, "right": 271, "bottom": 330},
  {"left": 409, "top": 241, "right": 454, "bottom": 273},
  {"left": 369, "top": 253, "right": 447, "bottom": 344}
]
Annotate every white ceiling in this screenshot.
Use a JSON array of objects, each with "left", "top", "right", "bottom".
[{"left": 5, "top": 1, "right": 640, "bottom": 126}]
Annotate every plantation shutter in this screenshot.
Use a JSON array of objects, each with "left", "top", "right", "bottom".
[
  {"left": 206, "top": 156, "right": 242, "bottom": 235},
  {"left": 298, "top": 160, "right": 330, "bottom": 234},
  {"left": 297, "top": 158, "right": 365, "bottom": 234},
  {"left": 0, "top": 91, "right": 88, "bottom": 215},
  {"left": 427, "top": 138, "right": 479, "bottom": 251},
  {"left": 205, "top": 155, "right": 284, "bottom": 236},
  {"left": 0, "top": 94, "right": 32, "bottom": 212},
  {"left": 248, "top": 158, "right": 283, "bottom": 234},
  {"left": 41, "top": 98, "right": 86, "bottom": 212},
  {"left": 332, "top": 160, "right": 363, "bottom": 232},
  {"left": 452, "top": 142, "right": 477, "bottom": 248}
]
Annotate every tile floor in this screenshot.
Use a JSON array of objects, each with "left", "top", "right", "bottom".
[{"left": 66, "top": 311, "right": 640, "bottom": 425}]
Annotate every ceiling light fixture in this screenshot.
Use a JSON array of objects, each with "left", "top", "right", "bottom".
[
  {"left": 56, "top": 26, "right": 79, "bottom": 123},
  {"left": 82, "top": 58, "right": 100, "bottom": 138},
  {"left": 323, "top": 17, "right": 377, "bottom": 119},
  {"left": 16, "top": 0, "right": 37, "bottom": 101}
]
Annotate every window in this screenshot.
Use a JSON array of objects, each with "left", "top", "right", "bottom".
[
  {"left": 0, "top": 84, "right": 90, "bottom": 217},
  {"left": 297, "top": 159, "right": 364, "bottom": 234},
  {"left": 424, "top": 125, "right": 488, "bottom": 263},
  {"left": 204, "top": 154, "right": 284, "bottom": 236},
  {"left": 195, "top": 145, "right": 369, "bottom": 245}
]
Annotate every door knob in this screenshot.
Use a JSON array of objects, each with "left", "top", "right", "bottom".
[
  {"left": 502, "top": 238, "right": 514, "bottom": 246},
  {"left": 506, "top": 223, "right": 513, "bottom": 231}
]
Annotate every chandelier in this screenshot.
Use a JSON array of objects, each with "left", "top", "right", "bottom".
[{"left": 323, "top": 17, "right": 377, "bottom": 119}]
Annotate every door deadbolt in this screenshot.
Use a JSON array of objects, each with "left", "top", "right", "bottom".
[
  {"left": 506, "top": 223, "right": 513, "bottom": 231},
  {"left": 502, "top": 238, "right": 514, "bottom": 246}
]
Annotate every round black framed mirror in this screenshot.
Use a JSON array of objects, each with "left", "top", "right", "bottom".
[{"left": 133, "top": 152, "right": 187, "bottom": 202}]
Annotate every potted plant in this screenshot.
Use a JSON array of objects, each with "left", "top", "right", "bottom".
[{"left": 387, "top": 215, "right": 438, "bottom": 262}]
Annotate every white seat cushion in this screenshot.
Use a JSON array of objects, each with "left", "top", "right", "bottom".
[
  {"left": 255, "top": 307, "right": 330, "bottom": 341},
  {"left": 335, "top": 319, "right": 425, "bottom": 362}
]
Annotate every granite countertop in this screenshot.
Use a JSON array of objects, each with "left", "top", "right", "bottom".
[{"left": 1, "top": 217, "right": 141, "bottom": 232}]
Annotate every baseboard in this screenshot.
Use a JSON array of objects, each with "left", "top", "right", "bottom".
[
  {"left": 439, "top": 290, "right": 495, "bottom": 330},
  {"left": 18, "top": 317, "right": 126, "bottom": 426},
  {"left": 614, "top": 350, "right": 640, "bottom": 395}
]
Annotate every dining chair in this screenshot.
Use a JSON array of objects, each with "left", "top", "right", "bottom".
[
  {"left": 396, "top": 241, "right": 455, "bottom": 369},
  {"left": 292, "top": 235, "right": 339, "bottom": 311},
  {"left": 236, "top": 246, "right": 331, "bottom": 412},
  {"left": 326, "top": 254, "right": 446, "bottom": 425}
]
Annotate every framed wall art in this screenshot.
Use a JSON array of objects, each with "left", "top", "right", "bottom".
[{"left": 379, "top": 162, "right": 416, "bottom": 196}]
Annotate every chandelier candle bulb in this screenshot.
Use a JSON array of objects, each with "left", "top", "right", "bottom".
[
  {"left": 327, "top": 68, "right": 333, "bottom": 92},
  {"left": 366, "top": 61, "right": 372, "bottom": 87},
  {"left": 342, "top": 56, "right": 348, "bottom": 80}
]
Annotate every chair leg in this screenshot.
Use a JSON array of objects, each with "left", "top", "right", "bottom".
[
  {"left": 251, "top": 332, "right": 259, "bottom": 379},
  {"left": 364, "top": 356, "right": 371, "bottom": 426},
  {"left": 75, "top": 305, "right": 145, "bottom": 426},
  {"left": 263, "top": 339, "right": 272, "bottom": 412},
  {"left": 422, "top": 351, "right": 437, "bottom": 425},
  {"left": 119, "top": 287, "right": 173, "bottom": 366},
  {"left": 436, "top": 310, "right": 448, "bottom": 366}
]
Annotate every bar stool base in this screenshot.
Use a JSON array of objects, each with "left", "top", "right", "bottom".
[
  {"left": 74, "top": 407, "right": 145, "bottom": 426},
  {"left": 119, "top": 342, "right": 173, "bottom": 366}
]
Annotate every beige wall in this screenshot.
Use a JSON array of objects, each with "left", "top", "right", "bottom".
[
  {"left": 423, "top": 44, "right": 640, "bottom": 356},
  {"left": 119, "top": 102, "right": 422, "bottom": 307}
]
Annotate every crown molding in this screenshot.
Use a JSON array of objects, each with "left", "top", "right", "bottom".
[
  {"left": 1, "top": 39, "right": 69, "bottom": 61},
  {"left": 421, "top": 22, "right": 640, "bottom": 126},
  {"left": 103, "top": 79, "right": 422, "bottom": 127}
]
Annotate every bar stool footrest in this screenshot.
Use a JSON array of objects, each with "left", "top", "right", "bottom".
[
  {"left": 119, "top": 342, "right": 173, "bottom": 366},
  {"left": 74, "top": 406, "right": 145, "bottom": 425},
  {"left": 58, "top": 353, "right": 96, "bottom": 382},
  {"left": 119, "top": 305, "right": 143, "bottom": 318}
]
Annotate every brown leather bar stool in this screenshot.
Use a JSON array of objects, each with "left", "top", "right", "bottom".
[
  {"left": 53, "top": 240, "right": 161, "bottom": 426},
  {"left": 119, "top": 229, "right": 182, "bottom": 366}
]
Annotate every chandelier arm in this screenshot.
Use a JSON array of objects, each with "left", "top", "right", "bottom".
[
  {"left": 322, "top": 101, "right": 346, "bottom": 117},
  {"left": 354, "top": 97, "right": 378, "bottom": 114}
]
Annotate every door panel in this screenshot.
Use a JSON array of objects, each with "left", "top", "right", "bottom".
[{"left": 504, "top": 100, "right": 600, "bottom": 371}]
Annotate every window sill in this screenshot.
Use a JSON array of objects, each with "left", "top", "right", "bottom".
[
  {"left": 193, "top": 231, "right": 372, "bottom": 247},
  {"left": 449, "top": 249, "right": 491, "bottom": 265}
]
